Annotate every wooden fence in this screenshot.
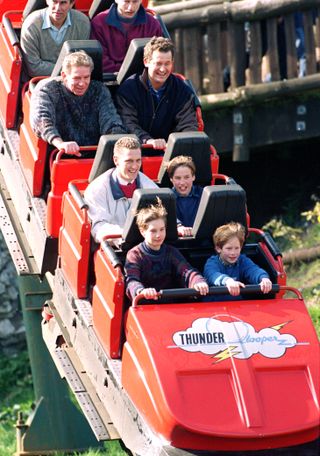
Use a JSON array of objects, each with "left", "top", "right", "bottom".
[{"left": 155, "top": 0, "right": 320, "bottom": 95}]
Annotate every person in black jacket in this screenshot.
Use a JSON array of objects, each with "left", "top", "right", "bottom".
[{"left": 116, "top": 37, "right": 199, "bottom": 150}]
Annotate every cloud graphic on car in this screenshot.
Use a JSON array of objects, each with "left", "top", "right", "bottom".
[{"left": 172, "top": 317, "right": 300, "bottom": 362}]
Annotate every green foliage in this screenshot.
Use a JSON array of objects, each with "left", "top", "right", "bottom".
[
  {"left": 0, "top": 351, "right": 128, "bottom": 455},
  {"left": 0, "top": 423, "right": 16, "bottom": 456},
  {"left": 302, "top": 201, "right": 320, "bottom": 224},
  {"left": 0, "top": 351, "right": 34, "bottom": 427},
  {"left": 0, "top": 350, "right": 32, "bottom": 397},
  {"left": 53, "top": 441, "right": 127, "bottom": 456},
  {"left": 263, "top": 200, "right": 320, "bottom": 251},
  {"left": 262, "top": 218, "right": 303, "bottom": 250},
  {"left": 0, "top": 352, "right": 34, "bottom": 456},
  {"left": 308, "top": 306, "right": 320, "bottom": 336}
]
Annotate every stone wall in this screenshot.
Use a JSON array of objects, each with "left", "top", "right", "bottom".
[{"left": 0, "top": 232, "right": 26, "bottom": 355}]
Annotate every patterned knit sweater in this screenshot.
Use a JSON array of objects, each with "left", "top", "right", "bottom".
[
  {"left": 30, "top": 77, "right": 125, "bottom": 145},
  {"left": 125, "top": 241, "right": 206, "bottom": 299}
]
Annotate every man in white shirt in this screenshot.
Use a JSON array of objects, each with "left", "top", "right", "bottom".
[{"left": 84, "top": 137, "right": 158, "bottom": 242}]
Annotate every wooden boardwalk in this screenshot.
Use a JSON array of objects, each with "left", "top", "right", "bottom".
[{"left": 155, "top": 0, "right": 320, "bottom": 159}]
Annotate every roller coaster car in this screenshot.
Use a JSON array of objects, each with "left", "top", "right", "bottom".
[{"left": 53, "top": 175, "right": 320, "bottom": 454}]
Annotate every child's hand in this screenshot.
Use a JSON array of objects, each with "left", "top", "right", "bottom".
[
  {"left": 194, "top": 281, "right": 209, "bottom": 295},
  {"left": 225, "top": 278, "right": 245, "bottom": 296},
  {"left": 260, "top": 278, "right": 272, "bottom": 294},
  {"left": 141, "top": 288, "right": 159, "bottom": 300},
  {"left": 177, "top": 225, "right": 193, "bottom": 237}
]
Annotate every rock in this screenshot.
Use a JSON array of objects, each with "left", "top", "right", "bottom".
[{"left": 0, "top": 232, "right": 25, "bottom": 354}]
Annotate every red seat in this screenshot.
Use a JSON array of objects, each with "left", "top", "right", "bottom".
[
  {"left": 0, "top": 13, "right": 23, "bottom": 128},
  {"left": 59, "top": 181, "right": 91, "bottom": 298},
  {"left": 19, "top": 80, "right": 50, "bottom": 196},
  {"left": 0, "top": 2, "right": 25, "bottom": 24},
  {"left": 92, "top": 242, "right": 125, "bottom": 359},
  {"left": 47, "top": 150, "right": 94, "bottom": 237}
]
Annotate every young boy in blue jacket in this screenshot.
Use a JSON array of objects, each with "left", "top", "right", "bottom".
[{"left": 204, "top": 222, "right": 272, "bottom": 299}]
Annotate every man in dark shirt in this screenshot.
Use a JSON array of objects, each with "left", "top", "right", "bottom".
[{"left": 116, "top": 36, "right": 198, "bottom": 150}]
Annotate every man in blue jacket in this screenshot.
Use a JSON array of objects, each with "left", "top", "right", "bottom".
[{"left": 116, "top": 36, "right": 199, "bottom": 150}]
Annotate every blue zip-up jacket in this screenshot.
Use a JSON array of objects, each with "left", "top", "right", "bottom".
[
  {"left": 116, "top": 69, "right": 198, "bottom": 143},
  {"left": 204, "top": 254, "right": 270, "bottom": 287},
  {"left": 173, "top": 184, "right": 203, "bottom": 227}
]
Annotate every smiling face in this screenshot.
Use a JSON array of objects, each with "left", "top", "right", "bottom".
[
  {"left": 114, "top": 147, "right": 142, "bottom": 182},
  {"left": 115, "top": 0, "right": 141, "bottom": 19},
  {"left": 141, "top": 218, "right": 166, "bottom": 251},
  {"left": 170, "top": 165, "right": 195, "bottom": 197},
  {"left": 144, "top": 50, "right": 173, "bottom": 90},
  {"left": 61, "top": 65, "right": 91, "bottom": 96},
  {"left": 216, "top": 236, "right": 242, "bottom": 265},
  {"left": 46, "top": 0, "right": 74, "bottom": 28}
]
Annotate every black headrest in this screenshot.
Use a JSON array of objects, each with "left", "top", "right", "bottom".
[
  {"left": 22, "top": 0, "right": 47, "bottom": 19},
  {"left": 154, "top": 13, "right": 171, "bottom": 39},
  {"left": 117, "top": 38, "right": 150, "bottom": 85},
  {"left": 122, "top": 188, "right": 178, "bottom": 249},
  {"left": 51, "top": 40, "right": 103, "bottom": 81},
  {"left": 89, "top": 0, "right": 114, "bottom": 19},
  {"left": 192, "top": 184, "right": 247, "bottom": 241},
  {"left": 88, "top": 134, "right": 138, "bottom": 183},
  {"left": 157, "top": 132, "right": 212, "bottom": 187}
]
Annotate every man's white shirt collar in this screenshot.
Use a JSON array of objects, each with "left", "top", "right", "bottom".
[{"left": 42, "top": 8, "right": 71, "bottom": 33}]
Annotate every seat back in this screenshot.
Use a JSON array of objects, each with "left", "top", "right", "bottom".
[
  {"left": 88, "top": 0, "right": 113, "bottom": 19},
  {"left": 47, "top": 152, "right": 94, "bottom": 237},
  {"left": 19, "top": 84, "right": 50, "bottom": 196},
  {"left": 192, "top": 184, "right": 248, "bottom": 241},
  {"left": 59, "top": 181, "right": 91, "bottom": 298},
  {"left": 88, "top": 134, "right": 138, "bottom": 183},
  {"left": 157, "top": 132, "right": 213, "bottom": 187},
  {"left": 22, "top": 0, "right": 46, "bottom": 19},
  {"left": 121, "top": 188, "right": 178, "bottom": 250},
  {"left": 0, "top": 16, "right": 23, "bottom": 128},
  {"left": 116, "top": 37, "right": 150, "bottom": 85},
  {"left": 92, "top": 239, "right": 125, "bottom": 359},
  {"left": 51, "top": 39, "right": 103, "bottom": 81}
]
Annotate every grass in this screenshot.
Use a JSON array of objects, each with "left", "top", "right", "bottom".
[
  {"left": 0, "top": 352, "right": 128, "bottom": 456},
  {"left": 308, "top": 305, "right": 320, "bottom": 336}
]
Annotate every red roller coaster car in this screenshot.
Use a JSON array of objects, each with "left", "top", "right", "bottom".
[{"left": 0, "top": 1, "right": 319, "bottom": 455}]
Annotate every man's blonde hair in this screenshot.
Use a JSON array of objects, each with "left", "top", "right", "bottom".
[
  {"left": 62, "top": 50, "right": 94, "bottom": 73},
  {"left": 213, "top": 222, "right": 246, "bottom": 249},
  {"left": 113, "top": 137, "right": 141, "bottom": 157},
  {"left": 166, "top": 155, "right": 196, "bottom": 179},
  {"left": 136, "top": 197, "right": 167, "bottom": 232}
]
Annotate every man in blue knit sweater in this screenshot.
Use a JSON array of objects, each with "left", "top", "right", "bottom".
[{"left": 30, "top": 50, "right": 125, "bottom": 156}]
